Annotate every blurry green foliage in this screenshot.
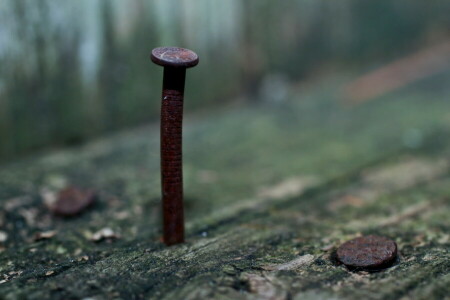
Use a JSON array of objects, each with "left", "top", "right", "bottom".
[{"left": 0, "top": 0, "right": 448, "bottom": 160}]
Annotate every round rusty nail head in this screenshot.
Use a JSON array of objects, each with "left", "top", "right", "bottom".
[
  {"left": 50, "top": 186, "right": 96, "bottom": 217},
  {"left": 151, "top": 47, "right": 199, "bottom": 68},
  {"left": 336, "top": 235, "right": 397, "bottom": 270}
]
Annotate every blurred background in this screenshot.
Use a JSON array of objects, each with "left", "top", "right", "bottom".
[{"left": 0, "top": 0, "right": 449, "bottom": 161}]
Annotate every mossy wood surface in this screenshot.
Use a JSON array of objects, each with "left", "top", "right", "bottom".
[{"left": 0, "top": 73, "right": 449, "bottom": 299}]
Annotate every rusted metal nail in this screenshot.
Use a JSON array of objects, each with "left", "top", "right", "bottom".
[
  {"left": 336, "top": 235, "right": 398, "bottom": 270},
  {"left": 48, "top": 186, "right": 96, "bottom": 217},
  {"left": 151, "top": 47, "right": 199, "bottom": 246}
]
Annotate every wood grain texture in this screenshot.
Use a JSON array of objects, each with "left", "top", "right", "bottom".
[{"left": 0, "top": 73, "right": 449, "bottom": 299}]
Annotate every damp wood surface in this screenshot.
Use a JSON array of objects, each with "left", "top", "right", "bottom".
[{"left": 0, "top": 72, "right": 449, "bottom": 300}]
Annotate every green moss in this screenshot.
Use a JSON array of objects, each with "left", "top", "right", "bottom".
[{"left": 0, "top": 73, "right": 449, "bottom": 299}]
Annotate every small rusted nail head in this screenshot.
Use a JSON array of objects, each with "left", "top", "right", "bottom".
[
  {"left": 336, "top": 235, "right": 397, "bottom": 270},
  {"left": 151, "top": 47, "right": 199, "bottom": 68}
]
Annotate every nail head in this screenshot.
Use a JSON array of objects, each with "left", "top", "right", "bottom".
[
  {"left": 49, "top": 186, "right": 96, "bottom": 216},
  {"left": 151, "top": 47, "right": 199, "bottom": 68},
  {"left": 336, "top": 235, "right": 397, "bottom": 270}
]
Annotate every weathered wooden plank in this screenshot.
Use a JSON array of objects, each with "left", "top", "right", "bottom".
[{"left": 0, "top": 74, "right": 449, "bottom": 299}]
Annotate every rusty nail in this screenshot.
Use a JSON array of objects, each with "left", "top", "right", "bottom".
[
  {"left": 151, "top": 47, "right": 199, "bottom": 246},
  {"left": 336, "top": 235, "right": 398, "bottom": 270},
  {"left": 48, "top": 186, "right": 96, "bottom": 217}
]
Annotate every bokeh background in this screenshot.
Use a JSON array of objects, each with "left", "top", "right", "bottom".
[{"left": 0, "top": 0, "right": 449, "bottom": 161}]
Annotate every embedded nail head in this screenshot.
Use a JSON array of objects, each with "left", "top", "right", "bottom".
[
  {"left": 151, "top": 47, "right": 199, "bottom": 68},
  {"left": 336, "top": 235, "right": 398, "bottom": 270}
]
